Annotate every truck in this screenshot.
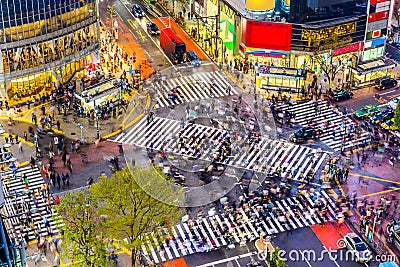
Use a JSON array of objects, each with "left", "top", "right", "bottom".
[{"left": 160, "top": 27, "right": 186, "bottom": 64}]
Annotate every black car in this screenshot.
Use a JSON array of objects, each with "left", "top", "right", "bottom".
[
  {"left": 146, "top": 22, "right": 159, "bottom": 35},
  {"left": 375, "top": 76, "right": 397, "bottom": 90},
  {"left": 327, "top": 89, "right": 353, "bottom": 102},
  {"left": 289, "top": 127, "right": 322, "bottom": 143}
]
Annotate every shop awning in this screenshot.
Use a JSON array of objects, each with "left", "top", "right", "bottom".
[
  {"left": 349, "top": 58, "right": 397, "bottom": 75},
  {"left": 246, "top": 50, "right": 289, "bottom": 58}
]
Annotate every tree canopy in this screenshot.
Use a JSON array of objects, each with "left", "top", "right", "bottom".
[
  {"left": 55, "top": 167, "right": 183, "bottom": 266},
  {"left": 394, "top": 101, "right": 400, "bottom": 130},
  {"left": 54, "top": 190, "right": 107, "bottom": 267}
]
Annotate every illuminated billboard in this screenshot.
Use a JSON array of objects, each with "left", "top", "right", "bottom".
[
  {"left": 245, "top": 0, "right": 275, "bottom": 11},
  {"left": 243, "top": 20, "right": 292, "bottom": 51}
]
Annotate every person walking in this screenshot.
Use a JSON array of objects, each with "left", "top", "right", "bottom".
[
  {"left": 56, "top": 173, "right": 61, "bottom": 189},
  {"left": 62, "top": 152, "right": 67, "bottom": 166}
]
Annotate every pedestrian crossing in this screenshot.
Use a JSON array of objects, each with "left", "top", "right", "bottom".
[
  {"left": 153, "top": 71, "right": 237, "bottom": 109},
  {"left": 141, "top": 190, "right": 337, "bottom": 264},
  {"left": 277, "top": 100, "right": 371, "bottom": 151},
  {"left": 114, "top": 116, "right": 329, "bottom": 183},
  {"left": 1, "top": 165, "right": 57, "bottom": 241}
]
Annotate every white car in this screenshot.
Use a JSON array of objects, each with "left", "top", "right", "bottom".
[
  {"left": 343, "top": 233, "right": 373, "bottom": 262},
  {"left": 388, "top": 96, "right": 400, "bottom": 110}
]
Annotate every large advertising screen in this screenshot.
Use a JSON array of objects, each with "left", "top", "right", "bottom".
[
  {"left": 245, "top": 0, "right": 275, "bottom": 11},
  {"left": 244, "top": 20, "right": 292, "bottom": 51}
]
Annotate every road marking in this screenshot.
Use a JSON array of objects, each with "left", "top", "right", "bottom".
[
  {"left": 323, "top": 246, "right": 340, "bottom": 267},
  {"left": 136, "top": 30, "right": 147, "bottom": 40},
  {"left": 377, "top": 103, "right": 388, "bottom": 108},
  {"left": 379, "top": 89, "right": 396, "bottom": 96},
  {"left": 356, "top": 187, "right": 400, "bottom": 199},
  {"left": 349, "top": 173, "right": 400, "bottom": 185},
  {"left": 121, "top": 2, "right": 176, "bottom": 69},
  {"left": 388, "top": 93, "right": 400, "bottom": 99},
  {"left": 127, "top": 19, "right": 136, "bottom": 29},
  {"left": 196, "top": 252, "right": 257, "bottom": 267},
  {"left": 300, "top": 251, "right": 313, "bottom": 267}
]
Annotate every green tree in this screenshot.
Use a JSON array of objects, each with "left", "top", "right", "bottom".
[
  {"left": 394, "top": 101, "right": 400, "bottom": 130},
  {"left": 313, "top": 49, "right": 344, "bottom": 89},
  {"left": 54, "top": 190, "right": 107, "bottom": 267},
  {"left": 90, "top": 167, "right": 183, "bottom": 266}
]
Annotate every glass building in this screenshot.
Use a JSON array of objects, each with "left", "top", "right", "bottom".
[{"left": 0, "top": 0, "right": 100, "bottom": 104}]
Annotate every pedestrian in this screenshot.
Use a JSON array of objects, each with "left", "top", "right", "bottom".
[
  {"left": 18, "top": 141, "right": 23, "bottom": 153},
  {"left": 344, "top": 167, "right": 349, "bottom": 182},
  {"left": 66, "top": 173, "right": 70, "bottom": 186},
  {"left": 62, "top": 152, "right": 67, "bottom": 166},
  {"left": 67, "top": 159, "right": 72, "bottom": 173},
  {"left": 87, "top": 176, "right": 94, "bottom": 186},
  {"left": 23, "top": 131, "right": 28, "bottom": 141},
  {"left": 56, "top": 120, "right": 60, "bottom": 130},
  {"left": 61, "top": 173, "right": 66, "bottom": 187},
  {"left": 56, "top": 173, "right": 61, "bottom": 189}
]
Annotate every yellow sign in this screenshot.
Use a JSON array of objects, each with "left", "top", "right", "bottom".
[
  {"left": 246, "top": 0, "right": 274, "bottom": 11},
  {"left": 301, "top": 22, "right": 356, "bottom": 41}
]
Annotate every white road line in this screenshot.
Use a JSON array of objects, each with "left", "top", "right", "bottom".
[
  {"left": 379, "top": 89, "right": 396, "bottom": 96},
  {"left": 196, "top": 251, "right": 258, "bottom": 267}
]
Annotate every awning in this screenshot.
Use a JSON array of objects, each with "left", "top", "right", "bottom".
[
  {"left": 349, "top": 58, "right": 397, "bottom": 75},
  {"left": 246, "top": 50, "right": 289, "bottom": 58}
]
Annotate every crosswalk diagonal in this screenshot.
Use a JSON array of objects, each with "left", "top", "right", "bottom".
[
  {"left": 114, "top": 116, "right": 329, "bottom": 183},
  {"left": 141, "top": 191, "right": 337, "bottom": 263},
  {"left": 277, "top": 100, "right": 371, "bottom": 151},
  {"left": 153, "top": 72, "right": 237, "bottom": 109},
  {"left": 1, "top": 165, "right": 57, "bottom": 241}
]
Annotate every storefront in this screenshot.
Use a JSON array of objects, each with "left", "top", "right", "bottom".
[
  {"left": 349, "top": 58, "right": 396, "bottom": 86},
  {"left": 257, "top": 65, "right": 306, "bottom": 91}
]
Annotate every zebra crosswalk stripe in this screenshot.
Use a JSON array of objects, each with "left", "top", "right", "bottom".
[
  {"left": 153, "top": 72, "right": 237, "bottom": 109},
  {"left": 278, "top": 100, "right": 371, "bottom": 151},
  {"left": 1, "top": 165, "right": 57, "bottom": 241},
  {"left": 141, "top": 193, "right": 338, "bottom": 263}
]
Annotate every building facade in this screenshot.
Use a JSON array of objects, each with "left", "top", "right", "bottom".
[
  {"left": 0, "top": 0, "right": 100, "bottom": 104},
  {"left": 182, "top": 0, "right": 395, "bottom": 89}
]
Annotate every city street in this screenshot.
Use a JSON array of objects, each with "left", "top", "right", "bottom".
[{"left": 1, "top": 0, "right": 400, "bottom": 266}]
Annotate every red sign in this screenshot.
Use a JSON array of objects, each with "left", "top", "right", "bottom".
[
  {"left": 370, "top": 0, "right": 388, "bottom": 4},
  {"left": 368, "top": 11, "right": 389, "bottom": 22},
  {"left": 243, "top": 20, "right": 292, "bottom": 51},
  {"left": 333, "top": 42, "right": 364, "bottom": 56}
]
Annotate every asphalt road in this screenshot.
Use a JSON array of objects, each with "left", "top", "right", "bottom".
[
  {"left": 100, "top": 0, "right": 173, "bottom": 70},
  {"left": 184, "top": 227, "right": 385, "bottom": 267},
  {"left": 334, "top": 84, "right": 400, "bottom": 112}
]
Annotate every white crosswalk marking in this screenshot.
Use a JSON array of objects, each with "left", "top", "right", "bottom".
[
  {"left": 114, "top": 117, "right": 329, "bottom": 183},
  {"left": 277, "top": 100, "right": 371, "bottom": 151},
  {"left": 142, "top": 192, "right": 337, "bottom": 263},
  {"left": 153, "top": 72, "right": 237, "bottom": 109},
  {"left": 1, "top": 166, "right": 57, "bottom": 241}
]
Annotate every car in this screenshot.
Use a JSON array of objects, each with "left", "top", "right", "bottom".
[
  {"left": 146, "top": 22, "right": 159, "bottom": 35},
  {"left": 369, "top": 109, "right": 394, "bottom": 125},
  {"left": 186, "top": 50, "right": 201, "bottom": 67},
  {"left": 354, "top": 104, "right": 380, "bottom": 119},
  {"left": 326, "top": 89, "right": 353, "bottom": 102},
  {"left": 381, "top": 118, "right": 399, "bottom": 131},
  {"left": 289, "top": 126, "right": 322, "bottom": 143},
  {"left": 131, "top": 4, "right": 144, "bottom": 17},
  {"left": 375, "top": 76, "right": 397, "bottom": 90},
  {"left": 343, "top": 233, "right": 373, "bottom": 262},
  {"left": 388, "top": 96, "right": 400, "bottom": 110}
]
